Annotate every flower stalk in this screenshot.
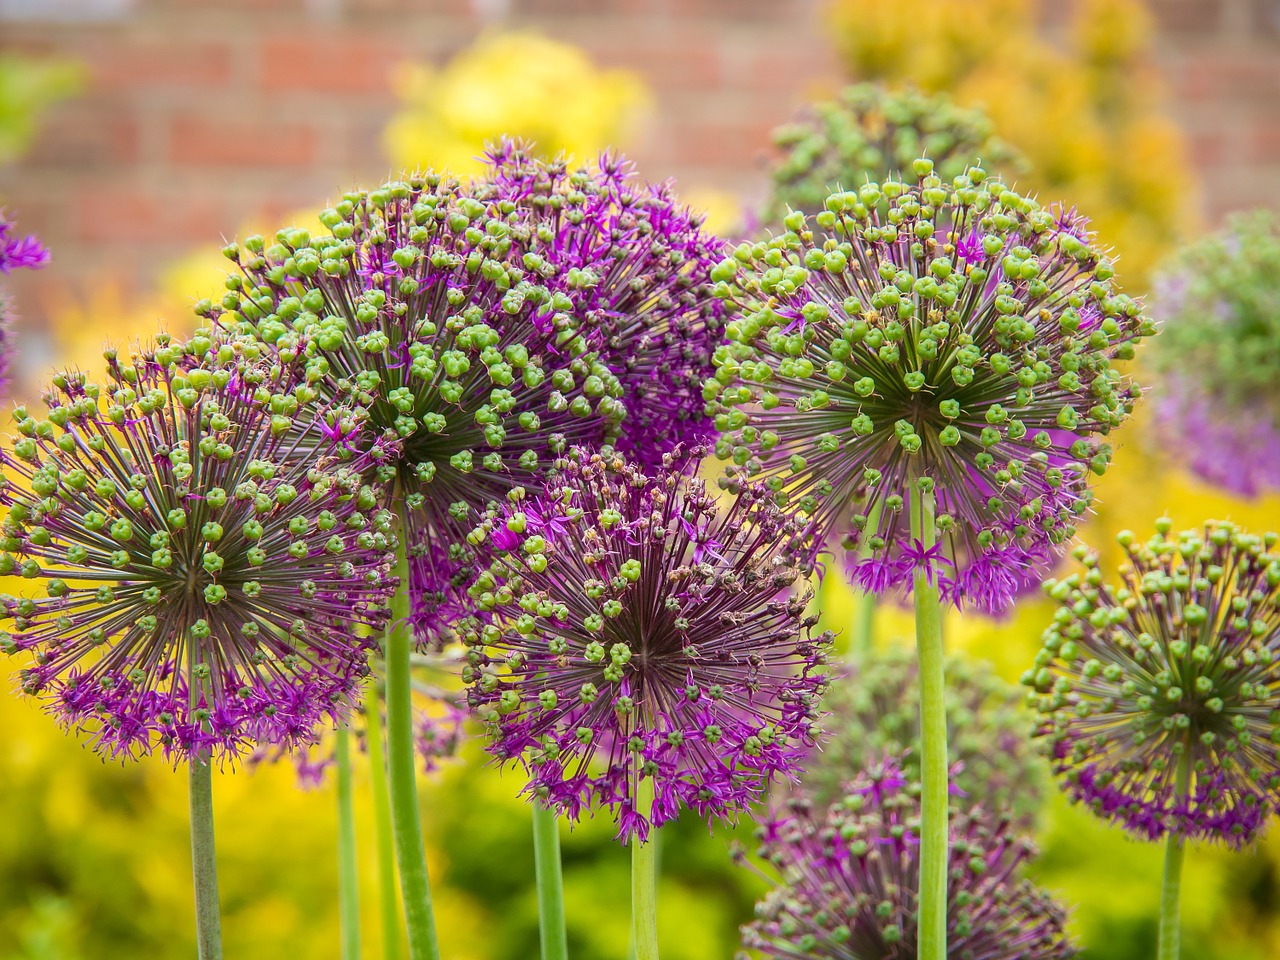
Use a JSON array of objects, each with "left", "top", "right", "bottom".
[
  {"left": 631, "top": 777, "right": 659, "bottom": 960},
  {"left": 1158, "top": 751, "right": 1192, "bottom": 960},
  {"left": 336, "top": 725, "right": 361, "bottom": 960},
  {"left": 532, "top": 802, "right": 569, "bottom": 960},
  {"left": 189, "top": 755, "right": 223, "bottom": 960},
  {"left": 365, "top": 679, "right": 404, "bottom": 960}
]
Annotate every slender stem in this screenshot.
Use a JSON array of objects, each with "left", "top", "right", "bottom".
[
  {"left": 189, "top": 756, "right": 224, "bottom": 960},
  {"left": 386, "top": 542, "right": 441, "bottom": 960},
  {"left": 336, "top": 725, "right": 362, "bottom": 960},
  {"left": 1157, "top": 753, "right": 1192, "bottom": 960},
  {"left": 532, "top": 802, "right": 569, "bottom": 960},
  {"left": 365, "top": 678, "right": 405, "bottom": 960},
  {"left": 910, "top": 483, "right": 947, "bottom": 960},
  {"left": 848, "top": 499, "right": 884, "bottom": 660},
  {"left": 631, "top": 777, "right": 660, "bottom": 960}
]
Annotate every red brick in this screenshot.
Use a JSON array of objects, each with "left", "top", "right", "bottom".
[
  {"left": 75, "top": 184, "right": 225, "bottom": 245},
  {"left": 259, "top": 34, "right": 409, "bottom": 95},
  {"left": 1148, "top": 0, "right": 1225, "bottom": 33},
  {"left": 1186, "top": 128, "right": 1227, "bottom": 167},
  {"left": 1177, "top": 52, "right": 1280, "bottom": 102},
  {"left": 24, "top": 101, "right": 140, "bottom": 168},
  {"left": 169, "top": 114, "right": 317, "bottom": 168},
  {"left": 1250, "top": 120, "right": 1280, "bottom": 162},
  {"left": 92, "top": 38, "right": 233, "bottom": 92}
]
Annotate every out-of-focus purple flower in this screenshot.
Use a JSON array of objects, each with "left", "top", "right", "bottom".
[
  {"left": 481, "top": 142, "right": 726, "bottom": 470},
  {"left": 0, "top": 337, "right": 397, "bottom": 763},
  {"left": 460, "top": 447, "right": 831, "bottom": 843},
  {"left": 709, "top": 161, "right": 1152, "bottom": 613},
  {"left": 735, "top": 755, "right": 1076, "bottom": 959},
  {"left": 0, "top": 213, "right": 50, "bottom": 274},
  {"left": 415, "top": 694, "right": 466, "bottom": 774},
  {"left": 1026, "top": 519, "right": 1280, "bottom": 846}
]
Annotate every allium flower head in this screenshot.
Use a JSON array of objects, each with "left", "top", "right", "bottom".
[
  {"left": 0, "top": 212, "right": 50, "bottom": 274},
  {"left": 482, "top": 142, "right": 726, "bottom": 467},
  {"left": 1025, "top": 519, "right": 1280, "bottom": 845},
  {"left": 766, "top": 84, "right": 1023, "bottom": 226},
  {"left": 736, "top": 756, "right": 1076, "bottom": 960},
  {"left": 1149, "top": 211, "right": 1280, "bottom": 497},
  {"left": 709, "top": 162, "right": 1153, "bottom": 611},
  {"left": 0, "top": 336, "right": 397, "bottom": 761},
  {"left": 803, "top": 648, "right": 1044, "bottom": 824},
  {"left": 460, "top": 448, "right": 831, "bottom": 842},
  {"left": 202, "top": 173, "right": 632, "bottom": 641}
]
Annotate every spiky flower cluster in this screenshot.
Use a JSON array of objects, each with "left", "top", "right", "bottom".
[
  {"left": 205, "top": 153, "right": 722, "bottom": 641},
  {"left": 460, "top": 448, "right": 831, "bottom": 842},
  {"left": 1025, "top": 519, "right": 1280, "bottom": 845},
  {"left": 802, "top": 647, "right": 1044, "bottom": 824},
  {"left": 416, "top": 693, "right": 466, "bottom": 774},
  {"left": 1150, "top": 211, "right": 1280, "bottom": 497},
  {"left": 0, "top": 337, "right": 397, "bottom": 761},
  {"left": 709, "top": 162, "right": 1152, "bottom": 612},
  {"left": 766, "top": 84, "right": 1023, "bottom": 225},
  {"left": 737, "top": 757, "right": 1076, "bottom": 960},
  {"left": 483, "top": 142, "right": 726, "bottom": 467}
]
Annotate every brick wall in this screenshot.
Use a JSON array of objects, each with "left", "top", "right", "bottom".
[{"left": 0, "top": 0, "right": 1278, "bottom": 342}]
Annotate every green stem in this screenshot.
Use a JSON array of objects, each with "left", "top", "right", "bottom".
[
  {"left": 532, "top": 802, "right": 569, "bottom": 960},
  {"left": 1157, "top": 753, "right": 1192, "bottom": 960},
  {"left": 365, "top": 678, "right": 405, "bottom": 960},
  {"left": 386, "top": 543, "right": 441, "bottom": 960},
  {"left": 848, "top": 499, "right": 884, "bottom": 660},
  {"left": 336, "top": 725, "right": 362, "bottom": 960},
  {"left": 189, "top": 756, "right": 224, "bottom": 960},
  {"left": 910, "top": 483, "right": 947, "bottom": 960},
  {"left": 631, "top": 778, "right": 659, "bottom": 960}
]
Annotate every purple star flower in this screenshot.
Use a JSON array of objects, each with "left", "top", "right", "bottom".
[
  {"left": 1026, "top": 519, "right": 1280, "bottom": 846},
  {"left": 735, "top": 755, "right": 1077, "bottom": 960},
  {"left": 481, "top": 143, "right": 727, "bottom": 471},
  {"left": 0, "top": 337, "right": 397, "bottom": 762},
  {"left": 709, "top": 159, "right": 1153, "bottom": 612},
  {"left": 0, "top": 213, "right": 50, "bottom": 274},
  {"left": 460, "top": 448, "right": 831, "bottom": 842}
]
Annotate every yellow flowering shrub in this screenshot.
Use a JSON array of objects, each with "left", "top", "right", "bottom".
[{"left": 384, "top": 31, "right": 651, "bottom": 175}]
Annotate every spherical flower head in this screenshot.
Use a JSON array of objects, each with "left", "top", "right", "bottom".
[
  {"left": 803, "top": 647, "right": 1044, "bottom": 825},
  {"left": 737, "top": 756, "right": 1076, "bottom": 960},
  {"left": 0, "top": 336, "right": 398, "bottom": 762},
  {"left": 766, "top": 83, "right": 1024, "bottom": 227},
  {"left": 1024, "top": 518, "right": 1280, "bottom": 846},
  {"left": 460, "top": 448, "right": 832, "bottom": 842},
  {"left": 1150, "top": 211, "right": 1280, "bottom": 496},
  {"left": 480, "top": 141, "right": 727, "bottom": 469},
  {"left": 709, "top": 162, "right": 1153, "bottom": 612},
  {"left": 201, "top": 172, "right": 636, "bottom": 644}
]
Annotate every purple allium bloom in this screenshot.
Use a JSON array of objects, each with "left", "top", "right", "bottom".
[
  {"left": 460, "top": 448, "right": 832, "bottom": 842},
  {"left": 0, "top": 337, "right": 397, "bottom": 762},
  {"left": 0, "top": 213, "right": 50, "bottom": 274},
  {"left": 481, "top": 141, "right": 726, "bottom": 469},
  {"left": 735, "top": 756, "right": 1076, "bottom": 959},
  {"left": 416, "top": 694, "right": 466, "bottom": 774},
  {"left": 709, "top": 160, "right": 1153, "bottom": 613},
  {"left": 802, "top": 647, "right": 1045, "bottom": 827},
  {"left": 1025, "top": 519, "right": 1280, "bottom": 846},
  {"left": 1149, "top": 211, "right": 1280, "bottom": 497}
]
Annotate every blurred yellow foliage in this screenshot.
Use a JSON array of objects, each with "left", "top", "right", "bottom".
[
  {"left": 384, "top": 31, "right": 651, "bottom": 175},
  {"left": 827, "top": 0, "right": 1194, "bottom": 284}
]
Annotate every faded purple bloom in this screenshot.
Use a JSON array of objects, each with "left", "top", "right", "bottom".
[
  {"left": 460, "top": 448, "right": 831, "bottom": 843},
  {"left": 711, "top": 162, "right": 1152, "bottom": 612},
  {"left": 416, "top": 694, "right": 466, "bottom": 774},
  {"left": 482, "top": 142, "right": 726, "bottom": 470},
  {"left": 1026, "top": 519, "right": 1280, "bottom": 846},
  {"left": 736, "top": 756, "right": 1076, "bottom": 959},
  {"left": 0, "top": 213, "right": 50, "bottom": 274},
  {"left": 0, "top": 338, "right": 397, "bottom": 763}
]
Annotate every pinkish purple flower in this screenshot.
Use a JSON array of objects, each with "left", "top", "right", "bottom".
[
  {"left": 709, "top": 162, "right": 1152, "bottom": 613},
  {"left": 0, "top": 213, "right": 49, "bottom": 274},
  {"left": 460, "top": 448, "right": 831, "bottom": 843},
  {"left": 0, "top": 338, "right": 397, "bottom": 762},
  {"left": 1026, "top": 519, "right": 1280, "bottom": 846},
  {"left": 736, "top": 755, "right": 1076, "bottom": 959}
]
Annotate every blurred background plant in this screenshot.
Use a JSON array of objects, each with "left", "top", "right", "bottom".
[{"left": 2, "top": 5, "right": 1280, "bottom": 959}]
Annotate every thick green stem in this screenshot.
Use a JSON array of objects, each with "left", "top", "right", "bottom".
[
  {"left": 189, "top": 756, "right": 224, "bottom": 960},
  {"left": 365, "top": 678, "right": 404, "bottom": 960},
  {"left": 336, "top": 726, "right": 362, "bottom": 960},
  {"left": 1157, "top": 753, "right": 1192, "bottom": 960},
  {"left": 386, "top": 545, "right": 441, "bottom": 960},
  {"left": 911, "top": 484, "right": 947, "bottom": 960},
  {"left": 848, "top": 499, "right": 884, "bottom": 660},
  {"left": 631, "top": 778, "right": 659, "bottom": 960},
  {"left": 532, "top": 802, "right": 569, "bottom": 960}
]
